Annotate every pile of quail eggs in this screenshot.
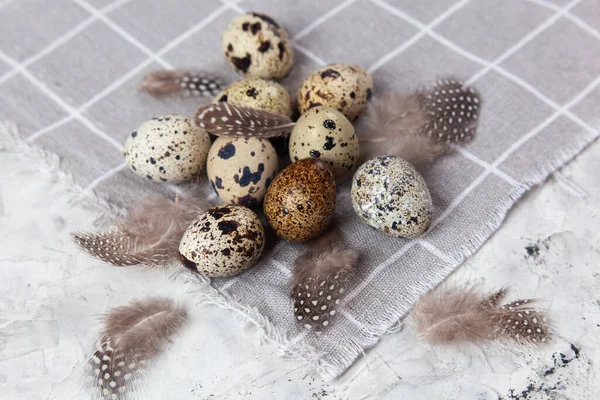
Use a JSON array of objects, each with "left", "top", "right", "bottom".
[{"left": 123, "top": 12, "right": 433, "bottom": 278}]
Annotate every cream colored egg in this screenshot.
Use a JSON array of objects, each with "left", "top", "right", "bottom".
[
  {"left": 351, "top": 156, "right": 433, "bottom": 238},
  {"left": 179, "top": 205, "right": 265, "bottom": 277},
  {"left": 289, "top": 106, "right": 359, "bottom": 181},
  {"left": 212, "top": 77, "right": 293, "bottom": 117},
  {"left": 222, "top": 12, "right": 294, "bottom": 80},
  {"left": 123, "top": 115, "right": 211, "bottom": 183},
  {"left": 207, "top": 136, "right": 278, "bottom": 207},
  {"left": 297, "top": 64, "right": 373, "bottom": 121}
]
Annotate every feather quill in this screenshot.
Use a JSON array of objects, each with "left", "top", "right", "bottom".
[
  {"left": 71, "top": 196, "right": 211, "bottom": 267},
  {"left": 291, "top": 227, "right": 358, "bottom": 329},
  {"left": 141, "top": 69, "right": 224, "bottom": 98},
  {"left": 195, "top": 102, "right": 294, "bottom": 138},
  {"left": 358, "top": 77, "right": 481, "bottom": 166},
  {"left": 86, "top": 297, "right": 187, "bottom": 399},
  {"left": 411, "top": 286, "right": 552, "bottom": 346}
]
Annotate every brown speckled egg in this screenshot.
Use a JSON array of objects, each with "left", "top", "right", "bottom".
[
  {"left": 289, "top": 106, "right": 359, "bottom": 181},
  {"left": 263, "top": 158, "right": 336, "bottom": 242},
  {"left": 351, "top": 156, "right": 432, "bottom": 238},
  {"left": 297, "top": 64, "right": 373, "bottom": 121},
  {"left": 179, "top": 205, "right": 265, "bottom": 277},
  {"left": 123, "top": 115, "right": 211, "bottom": 183},
  {"left": 222, "top": 12, "right": 294, "bottom": 80},
  {"left": 212, "top": 77, "right": 293, "bottom": 117},
  {"left": 206, "top": 136, "right": 278, "bottom": 207}
]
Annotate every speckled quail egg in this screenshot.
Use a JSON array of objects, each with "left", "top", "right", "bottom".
[
  {"left": 213, "top": 77, "right": 293, "bottom": 117},
  {"left": 179, "top": 205, "right": 265, "bottom": 277},
  {"left": 207, "top": 136, "right": 278, "bottom": 207},
  {"left": 289, "top": 106, "right": 359, "bottom": 181},
  {"left": 123, "top": 115, "right": 211, "bottom": 183},
  {"left": 297, "top": 64, "right": 373, "bottom": 122},
  {"left": 222, "top": 12, "right": 294, "bottom": 80},
  {"left": 351, "top": 156, "right": 432, "bottom": 238},
  {"left": 264, "top": 158, "right": 336, "bottom": 242}
]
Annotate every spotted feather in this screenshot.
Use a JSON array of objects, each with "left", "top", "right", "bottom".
[
  {"left": 420, "top": 77, "right": 481, "bottom": 143},
  {"left": 141, "top": 69, "right": 224, "bottom": 98},
  {"left": 71, "top": 230, "right": 172, "bottom": 267},
  {"left": 491, "top": 298, "right": 552, "bottom": 345},
  {"left": 291, "top": 236, "right": 358, "bottom": 330},
  {"left": 85, "top": 297, "right": 187, "bottom": 399},
  {"left": 412, "top": 286, "right": 553, "bottom": 346},
  {"left": 195, "top": 102, "right": 294, "bottom": 138},
  {"left": 71, "top": 196, "right": 212, "bottom": 267}
]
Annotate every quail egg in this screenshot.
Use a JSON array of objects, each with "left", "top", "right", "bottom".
[
  {"left": 222, "top": 12, "right": 294, "bottom": 79},
  {"left": 123, "top": 115, "right": 211, "bottom": 183},
  {"left": 289, "top": 106, "right": 359, "bottom": 181},
  {"left": 213, "top": 77, "right": 293, "bottom": 117},
  {"left": 297, "top": 64, "right": 373, "bottom": 121},
  {"left": 264, "top": 158, "right": 336, "bottom": 242},
  {"left": 179, "top": 205, "right": 265, "bottom": 277},
  {"left": 207, "top": 136, "right": 278, "bottom": 207},
  {"left": 351, "top": 156, "right": 432, "bottom": 238}
]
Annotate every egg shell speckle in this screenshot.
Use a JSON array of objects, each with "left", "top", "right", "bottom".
[
  {"left": 264, "top": 158, "right": 336, "bottom": 242},
  {"left": 207, "top": 137, "right": 278, "bottom": 207},
  {"left": 179, "top": 205, "right": 265, "bottom": 277},
  {"left": 123, "top": 115, "right": 211, "bottom": 183},
  {"left": 289, "top": 106, "right": 359, "bottom": 181},
  {"left": 222, "top": 12, "right": 294, "bottom": 80},
  {"left": 351, "top": 156, "right": 433, "bottom": 238},
  {"left": 297, "top": 64, "right": 373, "bottom": 122},
  {"left": 213, "top": 77, "right": 293, "bottom": 117}
]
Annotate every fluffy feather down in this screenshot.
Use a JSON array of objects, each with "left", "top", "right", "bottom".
[
  {"left": 72, "top": 196, "right": 211, "bottom": 267},
  {"left": 291, "top": 228, "right": 358, "bottom": 330},
  {"left": 86, "top": 297, "right": 187, "bottom": 399},
  {"left": 359, "top": 91, "right": 447, "bottom": 167},
  {"left": 411, "top": 286, "right": 552, "bottom": 346}
]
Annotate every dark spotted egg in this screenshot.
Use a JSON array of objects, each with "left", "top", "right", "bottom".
[
  {"left": 264, "top": 158, "right": 336, "bottom": 242},
  {"left": 351, "top": 156, "right": 433, "bottom": 238},
  {"left": 207, "top": 137, "right": 278, "bottom": 207},
  {"left": 212, "top": 77, "right": 293, "bottom": 117},
  {"left": 297, "top": 64, "right": 373, "bottom": 121},
  {"left": 222, "top": 12, "right": 294, "bottom": 80},
  {"left": 289, "top": 106, "right": 359, "bottom": 182},
  {"left": 179, "top": 205, "right": 265, "bottom": 277},
  {"left": 123, "top": 115, "right": 211, "bottom": 183}
]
